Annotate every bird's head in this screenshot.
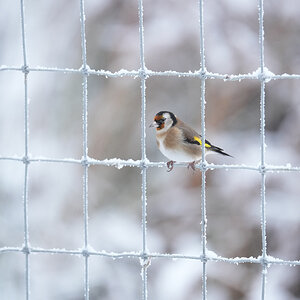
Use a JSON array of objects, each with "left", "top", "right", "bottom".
[{"left": 150, "top": 111, "right": 177, "bottom": 132}]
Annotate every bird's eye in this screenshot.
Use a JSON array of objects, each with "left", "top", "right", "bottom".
[{"left": 156, "top": 118, "right": 165, "bottom": 124}]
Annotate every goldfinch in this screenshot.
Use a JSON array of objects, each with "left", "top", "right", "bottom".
[{"left": 150, "top": 111, "right": 232, "bottom": 171}]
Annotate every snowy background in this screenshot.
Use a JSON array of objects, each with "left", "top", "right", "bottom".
[{"left": 1, "top": 0, "right": 300, "bottom": 299}]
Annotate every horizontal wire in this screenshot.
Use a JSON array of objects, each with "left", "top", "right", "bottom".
[
  {"left": 1, "top": 65, "right": 300, "bottom": 81},
  {"left": 1, "top": 246, "right": 299, "bottom": 266},
  {"left": 1, "top": 156, "right": 300, "bottom": 172}
]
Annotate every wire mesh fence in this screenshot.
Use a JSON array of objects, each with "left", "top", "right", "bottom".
[{"left": 0, "top": 0, "right": 300, "bottom": 299}]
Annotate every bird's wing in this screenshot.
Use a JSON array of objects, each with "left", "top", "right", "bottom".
[{"left": 177, "top": 120, "right": 213, "bottom": 149}]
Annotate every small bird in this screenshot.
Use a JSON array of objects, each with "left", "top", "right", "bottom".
[{"left": 150, "top": 111, "right": 232, "bottom": 171}]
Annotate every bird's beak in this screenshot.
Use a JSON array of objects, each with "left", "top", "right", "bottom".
[{"left": 149, "top": 121, "right": 158, "bottom": 128}]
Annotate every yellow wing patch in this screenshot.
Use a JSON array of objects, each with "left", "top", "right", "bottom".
[{"left": 194, "top": 136, "right": 211, "bottom": 148}]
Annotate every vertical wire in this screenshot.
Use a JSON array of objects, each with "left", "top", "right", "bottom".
[
  {"left": 20, "top": 0, "right": 30, "bottom": 299},
  {"left": 138, "top": 0, "right": 148, "bottom": 299},
  {"left": 79, "top": 0, "right": 89, "bottom": 299},
  {"left": 20, "top": 0, "right": 27, "bottom": 68},
  {"left": 258, "top": 0, "right": 267, "bottom": 298},
  {"left": 199, "top": 0, "right": 207, "bottom": 299}
]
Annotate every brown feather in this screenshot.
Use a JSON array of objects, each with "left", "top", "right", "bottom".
[{"left": 157, "top": 118, "right": 202, "bottom": 160}]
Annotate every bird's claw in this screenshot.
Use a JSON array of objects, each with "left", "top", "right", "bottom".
[
  {"left": 188, "top": 160, "right": 200, "bottom": 171},
  {"left": 167, "top": 160, "right": 199, "bottom": 172},
  {"left": 167, "top": 161, "right": 175, "bottom": 172},
  {"left": 187, "top": 161, "right": 196, "bottom": 171}
]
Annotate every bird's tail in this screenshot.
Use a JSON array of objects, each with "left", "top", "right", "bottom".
[{"left": 210, "top": 145, "right": 233, "bottom": 157}]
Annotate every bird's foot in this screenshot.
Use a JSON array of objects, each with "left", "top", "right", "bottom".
[
  {"left": 187, "top": 160, "right": 200, "bottom": 171},
  {"left": 166, "top": 160, "right": 175, "bottom": 172}
]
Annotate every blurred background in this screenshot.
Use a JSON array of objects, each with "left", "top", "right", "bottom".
[{"left": 1, "top": 0, "right": 300, "bottom": 299}]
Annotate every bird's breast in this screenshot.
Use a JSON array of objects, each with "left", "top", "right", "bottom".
[{"left": 156, "top": 134, "right": 197, "bottom": 162}]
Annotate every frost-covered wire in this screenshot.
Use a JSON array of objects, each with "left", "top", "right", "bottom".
[
  {"left": 198, "top": 0, "right": 208, "bottom": 299},
  {"left": 1, "top": 245, "right": 300, "bottom": 266},
  {"left": 19, "top": 0, "right": 30, "bottom": 299},
  {"left": 79, "top": 0, "right": 90, "bottom": 299},
  {"left": 258, "top": 0, "right": 268, "bottom": 299},
  {"left": 3, "top": 65, "right": 300, "bottom": 81},
  {"left": 2, "top": 155, "right": 300, "bottom": 172},
  {"left": 137, "top": 0, "right": 149, "bottom": 298}
]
